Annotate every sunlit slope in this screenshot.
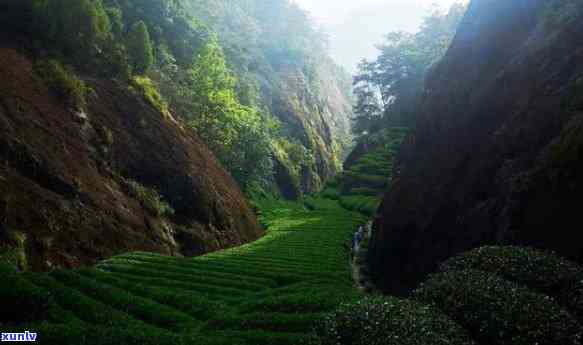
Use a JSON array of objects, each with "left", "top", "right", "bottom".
[{"left": 5, "top": 198, "right": 367, "bottom": 345}]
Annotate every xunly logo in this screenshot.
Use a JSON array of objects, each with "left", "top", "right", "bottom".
[{"left": 1, "top": 331, "right": 37, "bottom": 342}]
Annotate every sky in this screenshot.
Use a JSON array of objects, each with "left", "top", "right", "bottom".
[{"left": 293, "top": 0, "right": 466, "bottom": 73}]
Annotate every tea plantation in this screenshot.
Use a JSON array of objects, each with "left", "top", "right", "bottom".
[
  {"left": 325, "top": 127, "right": 408, "bottom": 216},
  {"left": 2, "top": 197, "right": 368, "bottom": 345},
  {"left": 4, "top": 125, "right": 583, "bottom": 345}
]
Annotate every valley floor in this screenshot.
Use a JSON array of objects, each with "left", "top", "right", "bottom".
[{"left": 9, "top": 197, "right": 368, "bottom": 345}]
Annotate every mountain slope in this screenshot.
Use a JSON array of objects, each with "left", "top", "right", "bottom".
[
  {"left": 368, "top": 0, "right": 583, "bottom": 295},
  {"left": 182, "top": 0, "right": 354, "bottom": 197},
  {"left": 0, "top": 46, "right": 262, "bottom": 271}
]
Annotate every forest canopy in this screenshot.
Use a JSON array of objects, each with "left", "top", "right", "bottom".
[{"left": 8, "top": 0, "right": 352, "bottom": 197}]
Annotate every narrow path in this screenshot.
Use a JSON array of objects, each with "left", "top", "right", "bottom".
[{"left": 350, "top": 221, "right": 377, "bottom": 294}]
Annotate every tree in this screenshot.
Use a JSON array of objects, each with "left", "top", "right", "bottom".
[
  {"left": 126, "top": 20, "right": 154, "bottom": 74},
  {"left": 178, "top": 37, "right": 273, "bottom": 190},
  {"left": 352, "top": 83, "right": 383, "bottom": 136},
  {"left": 352, "top": 59, "right": 383, "bottom": 136},
  {"left": 32, "top": 0, "right": 112, "bottom": 63},
  {"left": 352, "top": 3, "right": 467, "bottom": 132}
]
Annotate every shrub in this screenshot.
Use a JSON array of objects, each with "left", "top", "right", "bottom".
[
  {"left": 349, "top": 187, "right": 380, "bottom": 196},
  {"left": 34, "top": 59, "right": 87, "bottom": 110},
  {"left": 308, "top": 296, "right": 476, "bottom": 345},
  {"left": 413, "top": 269, "right": 582, "bottom": 345},
  {"left": 0, "top": 230, "right": 27, "bottom": 271},
  {"left": 439, "top": 246, "right": 583, "bottom": 321},
  {"left": 121, "top": 179, "right": 174, "bottom": 217},
  {"left": 130, "top": 76, "right": 171, "bottom": 118}
]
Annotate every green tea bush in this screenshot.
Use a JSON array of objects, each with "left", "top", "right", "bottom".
[
  {"left": 34, "top": 59, "right": 87, "bottom": 110},
  {"left": 413, "top": 269, "right": 583, "bottom": 345},
  {"left": 349, "top": 187, "right": 380, "bottom": 196},
  {"left": 339, "top": 195, "right": 380, "bottom": 216},
  {"left": 309, "top": 296, "right": 475, "bottom": 345},
  {"left": 205, "top": 311, "right": 324, "bottom": 333},
  {"left": 238, "top": 289, "right": 359, "bottom": 314},
  {"left": 0, "top": 265, "right": 51, "bottom": 324},
  {"left": 439, "top": 246, "right": 583, "bottom": 320},
  {"left": 321, "top": 187, "right": 340, "bottom": 200},
  {"left": 51, "top": 270, "right": 198, "bottom": 331}
]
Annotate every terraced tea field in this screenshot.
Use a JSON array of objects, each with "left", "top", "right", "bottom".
[
  {"left": 322, "top": 127, "right": 408, "bottom": 216},
  {"left": 4, "top": 197, "right": 368, "bottom": 345}
]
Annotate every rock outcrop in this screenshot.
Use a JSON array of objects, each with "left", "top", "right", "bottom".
[
  {"left": 368, "top": 0, "right": 583, "bottom": 295},
  {"left": 0, "top": 46, "right": 262, "bottom": 271},
  {"left": 267, "top": 63, "right": 353, "bottom": 197}
]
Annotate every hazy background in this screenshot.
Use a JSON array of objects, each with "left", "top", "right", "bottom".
[{"left": 293, "top": 0, "right": 467, "bottom": 72}]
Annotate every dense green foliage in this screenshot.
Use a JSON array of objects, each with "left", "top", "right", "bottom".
[
  {"left": 32, "top": 0, "right": 111, "bottom": 63},
  {"left": 352, "top": 4, "right": 466, "bottom": 135},
  {"left": 322, "top": 127, "right": 408, "bottom": 216},
  {"left": 439, "top": 246, "right": 583, "bottom": 322},
  {"left": 0, "top": 264, "right": 51, "bottom": 324},
  {"left": 413, "top": 269, "right": 582, "bottom": 345},
  {"left": 309, "top": 296, "right": 475, "bottom": 345},
  {"left": 7, "top": 193, "right": 583, "bottom": 345},
  {"left": 310, "top": 246, "right": 583, "bottom": 345},
  {"left": 126, "top": 21, "right": 154, "bottom": 74},
  {"left": 15, "top": 0, "right": 351, "bottom": 196},
  {"left": 182, "top": 0, "right": 353, "bottom": 196}
]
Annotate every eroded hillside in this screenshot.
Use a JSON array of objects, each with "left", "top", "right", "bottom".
[{"left": 0, "top": 46, "right": 262, "bottom": 271}]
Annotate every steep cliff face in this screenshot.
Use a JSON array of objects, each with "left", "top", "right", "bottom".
[
  {"left": 0, "top": 47, "right": 262, "bottom": 271},
  {"left": 268, "top": 63, "right": 352, "bottom": 196},
  {"left": 369, "top": 0, "right": 583, "bottom": 295}
]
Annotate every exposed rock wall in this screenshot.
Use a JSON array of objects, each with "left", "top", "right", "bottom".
[
  {"left": 0, "top": 47, "right": 262, "bottom": 270},
  {"left": 368, "top": 0, "right": 583, "bottom": 295}
]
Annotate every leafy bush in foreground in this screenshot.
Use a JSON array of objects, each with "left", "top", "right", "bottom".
[
  {"left": 309, "top": 296, "right": 475, "bottom": 345},
  {"left": 439, "top": 246, "right": 583, "bottom": 321},
  {"left": 413, "top": 269, "right": 582, "bottom": 345}
]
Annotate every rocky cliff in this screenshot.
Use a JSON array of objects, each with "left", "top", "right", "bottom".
[
  {"left": 0, "top": 46, "right": 262, "bottom": 271},
  {"left": 368, "top": 0, "right": 583, "bottom": 295},
  {"left": 268, "top": 62, "right": 352, "bottom": 198}
]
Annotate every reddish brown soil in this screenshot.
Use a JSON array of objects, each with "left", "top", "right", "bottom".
[{"left": 0, "top": 47, "right": 262, "bottom": 271}]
